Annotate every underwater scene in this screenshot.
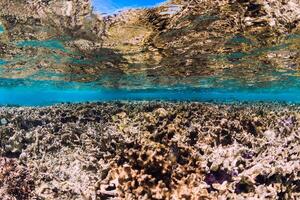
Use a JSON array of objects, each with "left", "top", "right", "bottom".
[{"left": 1, "top": 0, "right": 300, "bottom": 199}]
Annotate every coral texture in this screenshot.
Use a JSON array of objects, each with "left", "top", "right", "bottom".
[{"left": 1, "top": 102, "right": 300, "bottom": 199}]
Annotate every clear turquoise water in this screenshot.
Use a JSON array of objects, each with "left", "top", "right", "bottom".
[
  {"left": 0, "top": 87, "right": 298, "bottom": 106},
  {"left": 0, "top": 25, "right": 4, "bottom": 34},
  {"left": 16, "top": 40, "right": 67, "bottom": 51},
  {"left": 1, "top": 25, "right": 300, "bottom": 105},
  {"left": 0, "top": 60, "right": 7, "bottom": 65},
  {"left": 1, "top": 84, "right": 300, "bottom": 106},
  {"left": 1, "top": 76, "right": 300, "bottom": 106}
]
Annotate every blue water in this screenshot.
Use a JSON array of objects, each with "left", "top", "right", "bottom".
[
  {"left": 0, "top": 76, "right": 300, "bottom": 106},
  {"left": 16, "top": 40, "right": 67, "bottom": 51},
  {"left": 0, "top": 25, "right": 4, "bottom": 34},
  {"left": 0, "top": 59, "right": 7, "bottom": 65},
  {"left": 1, "top": 35, "right": 300, "bottom": 106},
  {"left": 1, "top": 84, "right": 300, "bottom": 106},
  {"left": 1, "top": 34, "right": 300, "bottom": 106}
]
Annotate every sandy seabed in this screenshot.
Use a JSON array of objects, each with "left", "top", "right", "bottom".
[{"left": 0, "top": 102, "right": 300, "bottom": 200}]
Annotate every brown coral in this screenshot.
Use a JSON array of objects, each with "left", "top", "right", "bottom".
[{"left": 0, "top": 157, "right": 35, "bottom": 200}]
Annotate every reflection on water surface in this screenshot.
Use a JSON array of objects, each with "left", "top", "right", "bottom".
[{"left": 0, "top": 0, "right": 300, "bottom": 103}]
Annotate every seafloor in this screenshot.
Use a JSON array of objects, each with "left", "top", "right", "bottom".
[{"left": 0, "top": 102, "right": 300, "bottom": 199}]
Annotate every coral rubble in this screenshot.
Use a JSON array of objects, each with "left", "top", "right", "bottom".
[
  {"left": 1, "top": 102, "right": 300, "bottom": 199},
  {"left": 0, "top": 157, "right": 35, "bottom": 200}
]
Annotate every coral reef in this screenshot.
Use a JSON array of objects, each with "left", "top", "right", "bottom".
[
  {"left": 1, "top": 102, "right": 300, "bottom": 199},
  {"left": 0, "top": 157, "right": 35, "bottom": 200}
]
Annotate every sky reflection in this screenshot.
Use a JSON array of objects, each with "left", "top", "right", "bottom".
[{"left": 92, "top": 0, "right": 166, "bottom": 14}]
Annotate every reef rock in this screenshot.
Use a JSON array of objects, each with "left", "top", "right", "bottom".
[{"left": 1, "top": 102, "right": 300, "bottom": 199}]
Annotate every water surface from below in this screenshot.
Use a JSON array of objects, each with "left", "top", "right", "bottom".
[
  {"left": 2, "top": 1, "right": 300, "bottom": 106},
  {"left": 1, "top": 78, "right": 300, "bottom": 106}
]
